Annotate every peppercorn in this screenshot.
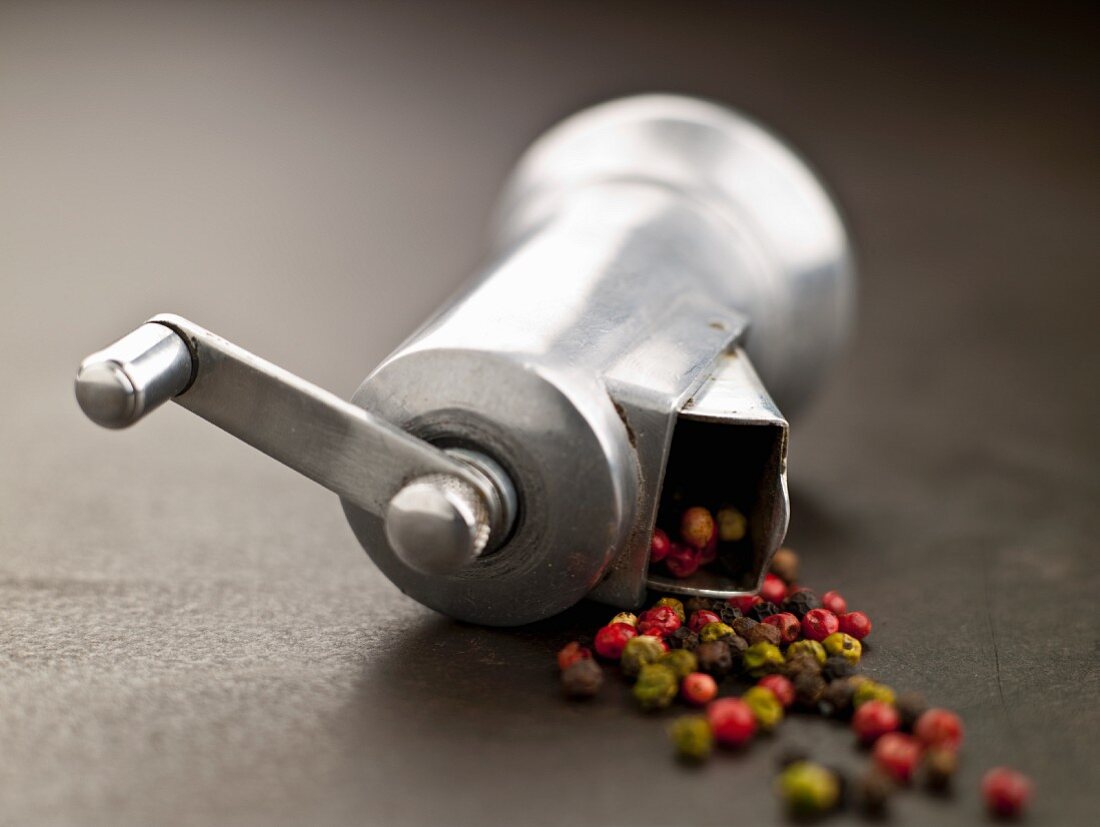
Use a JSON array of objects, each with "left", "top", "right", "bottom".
[
  {"left": 821, "top": 589, "right": 847, "bottom": 615},
  {"left": 667, "top": 626, "right": 699, "bottom": 651},
  {"left": 838, "top": 610, "right": 872, "bottom": 640},
  {"left": 665, "top": 543, "right": 702, "bottom": 579},
  {"left": 801, "top": 608, "right": 839, "bottom": 641},
  {"left": 777, "top": 761, "right": 840, "bottom": 817},
  {"left": 620, "top": 634, "right": 668, "bottom": 677},
  {"left": 982, "top": 767, "right": 1033, "bottom": 818},
  {"left": 743, "top": 685, "right": 784, "bottom": 731},
  {"left": 852, "top": 700, "right": 900, "bottom": 744},
  {"left": 821, "top": 655, "right": 857, "bottom": 682},
  {"left": 854, "top": 768, "right": 894, "bottom": 817},
  {"left": 681, "top": 672, "right": 718, "bottom": 706},
  {"left": 716, "top": 604, "right": 741, "bottom": 626},
  {"left": 822, "top": 631, "right": 862, "bottom": 665},
  {"left": 684, "top": 596, "right": 712, "bottom": 615},
  {"left": 688, "top": 609, "right": 720, "bottom": 633},
  {"left": 743, "top": 641, "right": 785, "bottom": 677},
  {"left": 759, "top": 572, "right": 788, "bottom": 605},
  {"left": 819, "top": 677, "right": 858, "bottom": 719},
  {"left": 748, "top": 600, "right": 782, "bottom": 622},
  {"left": 637, "top": 605, "right": 682, "bottom": 638},
  {"left": 668, "top": 714, "right": 715, "bottom": 762},
  {"left": 659, "top": 648, "right": 698, "bottom": 680},
  {"left": 923, "top": 745, "right": 958, "bottom": 791},
  {"left": 781, "top": 589, "right": 821, "bottom": 619},
  {"left": 725, "top": 633, "right": 748, "bottom": 658},
  {"left": 716, "top": 506, "right": 747, "bottom": 542},
  {"left": 914, "top": 708, "right": 963, "bottom": 749},
  {"left": 873, "top": 732, "right": 921, "bottom": 783},
  {"left": 699, "top": 534, "right": 718, "bottom": 565},
  {"left": 769, "top": 547, "right": 800, "bottom": 584},
  {"left": 650, "top": 527, "right": 672, "bottom": 563},
  {"left": 707, "top": 697, "right": 757, "bottom": 747},
  {"left": 787, "top": 639, "right": 827, "bottom": 665},
  {"left": 633, "top": 663, "right": 679, "bottom": 711},
  {"left": 594, "top": 622, "right": 636, "bottom": 659},
  {"left": 744, "top": 621, "right": 782, "bottom": 647},
  {"left": 556, "top": 641, "right": 592, "bottom": 671},
  {"left": 784, "top": 652, "right": 822, "bottom": 681},
  {"left": 561, "top": 658, "right": 603, "bottom": 698},
  {"left": 653, "top": 596, "right": 686, "bottom": 623},
  {"left": 730, "top": 616, "right": 757, "bottom": 638},
  {"left": 680, "top": 506, "right": 716, "bottom": 549},
  {"left": 758, "top": 674, "right": 795, "bottom": 708},
  {"left": 852, "top": 679, "right": 895, "bottom": 708},
  {"left": 609, "top": 611, "right": 638, "bottom": 628},
  {"left": 694, "top": 640, "right": 733, "bottom": 677},
  {"left": 730, "top": 595, "right": 762, "bottom": 615},
  {"left": 761, "top": 612, "right": 800, "bottom": 644},
  {"left": 698, "top": 621, "right": 734, "bottom": 643},
  {"left": 894, "top": 691, "right": 929, "bottom": 731},
  {"left": 792, "top": 671, "right": 827, "bottom": 709}
]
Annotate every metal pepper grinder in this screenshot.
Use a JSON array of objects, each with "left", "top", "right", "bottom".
[{"left": 74, "top": 95, "right": 854, "bottom": 625}]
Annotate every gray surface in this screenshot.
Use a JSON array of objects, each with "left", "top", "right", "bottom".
[{"left": 2, "top": 1, "right": 1098, "bottom": 825}]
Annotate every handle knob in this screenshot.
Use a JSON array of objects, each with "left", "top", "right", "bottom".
[{"left": 385, "top": 474, "right": 491, "bottom": 575}]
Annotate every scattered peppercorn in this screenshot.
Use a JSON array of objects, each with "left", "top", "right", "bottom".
[
  {"left": 821, "top": 655, "right": 857, "bottom": 682},
  {"left": 637, "top": 606, "right": 682, "bottom": 638},
  {"left": 653, "top": 596, "right": 686, "bottom": 623},
  {"left": 768, "top": 546, "right": 800, "bottom": 584},
  {"left": 659, "top": 648, "right": 698, "bottom": 680},
  {"left": 669, "top": 714, "right": 715, "bottom": 762},
  {"left": 694, "top": 640, "right": 734, "bottom": 677},
  {"left": 821, "top": 589, "right": 848, "bottom": 615},
  {"left": 680, "top": 506, "right": 716, "bottom": 549},
  {"left": 665, "top": 543, "right": 702, "bottom": 579},
  {"left": 556, "top": 641, "right": 592, "bottom": 671},
  {"left": 716, "top": 506, "right": 747, "bottom": 542},
  {"left": 698, "top": 621, "right": 734, "bottom": 643},
  {"left": 749, "top": 600, "right": 782, "bottom": 622},
  {"left": 838, "top": 610, "right": 872, "bottom": 640},
  {"left": 684, "top": 596, "right": 712, "bottom": 615},
  {"left": 852, "top": 679, "right": 895, "bottom": 708},
  {"left": 923, "top": 745, "right": 958, "bottom": 791},
  {"left": 777, "top": 761, "right": 840, "bottom": 817},
  {"left": 914, "top": 708, "right": 963, "bottom": 750},
  {"left": 781, "top": 589, "right": 821, "bottom": 619},
  {"left": 852, "top": 700, "right": 901, "bottom": 744},
  {"left": 633, "top": 663, "right": 679, "bottom": 711},
  {"left": 792, "top": 672, "right": 828, "bottom": 709},
  {"left": 757, "top": 674, "right": 795, "bottom": 709},
  {"left": 761, "top": 612, "right": 800, "bottom": 644},
  {"left": 760, "top": 572, "right": 789, "bottom": 605},
  {"left": 801, "top": 608, "right": 840, "bottom": 641},
  {"left": 745, "top": 621, "right": 782, "bottom": 647},
  {"left": 729, "top": 594, "right": 762, "bottom": 615},
  {"left": 982, "top": 767, "right": 1033, "bottom": 819},
  {"left": 819, "top": 677, "right": 858, "bottom": 719},
  {"left": 620, "top": 635, "right": 668, "bottom": 677},
  {"left": 744, "top": 641, "right": 785, "bottom": 677},
  {"left": 649, "top": 528, "right": 671, "bottom": 563},
  {"left": 707, "top": 697, "right": 757, "bottom": 747},
  {"left": 822, "top": 631, "right": 862, "bottom": 665},
  {"left": 787, "top": 639, "right": 827, "bottom": 665},
  {"left": 873, "top": 732, "right": 922, "bottom": 783},
  {"left": 609, "top": 611, "right": 638, "bottom": 628},
  {"left": 730, "top": 616, "right": 758, "bottom": 638},
  {"left": 854, "top": 768, "right": 895, "bottom": 817},
  {"left": 688, "top": 609, "right": 721, "bottom": 633},
  {"left": 681, "top": 672, "right": 718, "bottom": 706},
  {"left": 743, "top": 685, "right": 784, "bottom": 731},
  {"left": 561, "top": 658, "right": 603, "bottom": 698},
  {"left": 894, "top": 691, "right": 929, "bottom": 731},
  {"left": 725, "top": 633, "right": 748, "bottom": 658},
  {"left": 594, "top": 623, "right": 636, "bottom": 659},
  {"left": 667, "top": 626, "right": 699, "bottom": 651},
  {"left": 716, "top": 604, "right": 741, "bottom": 626}
]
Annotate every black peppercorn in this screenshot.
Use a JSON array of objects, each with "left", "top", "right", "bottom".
[
  {"left": 695, "top": 640, "right": 733, "bottom": 677},
  {"left": 684, "top": 596, "right": 712, "bottom": 615},
  {"left": 717, "top": 604, "right": 742, "bottom": 625},
  {"left": 731, "top": 616, "right": 757, "bottom": 638},
  {"left": 894, "top": 691, "right": 929, "bottom": 731},
  {"left": 854, "top": 768, "right": 894, "bottom": 817},
  {"left": 561, "top": 658, "right": 603, "bottom": 698},
  {"left": 667, "top": 626, "right": 699, "bottom": 651},
  {"left": 749, "top": 600, "right": 781, "bottom": 622},
  {"left": 818, "top": 678, "right": 857, "bottom": 719},
  {"left": 923, "top": 745, "right": 958, "bottom": 791},
  {"left": 781, "top": 590, "right": 821, "bottom": 619},
  {"left": 725, "top": 633, "right": 748, "bottom": 658},
  {"left": 822, "top": 655, "right": 858, "bottom": 682},
  {"left": 745, "top": 622, "right": 782, "bottom": 647},
  {"left": 792, "top": 671, "right": 827, "bottom": 709},
  {"left": 784, "top": 652, "right": 823, "bottom": 679}
]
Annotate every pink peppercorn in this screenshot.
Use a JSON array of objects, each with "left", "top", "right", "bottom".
[
  {"left": 680, "top": 506, "right": 716, "bottom": 549},
  {"left": 914, "top": 708, "right": 964, "bottom": 749},
  {"left": 688, "top": 609, "right": 721, "bottom": 633},
  {"left": 821, "top": 590, "right": 848, "bottom": 615},
  {"left": 556, "top": 641, "right": 593, "bottom": 671},
  {"left": 730, "top": 595, "right": 762, "bottom": 614},
  {"left": 594, "top": 623, "right": 636, "bottom": 659},
  {"left": 838, "top": 611, "right": 872, "bottom": 641},
  {"left": 650, "top": 528, "right": 672, "bottom": 564},
  {"left": 638, "top": 606, "right": 682, "bottom": 637},
  {"left": 801, "top": 608, "right": 840, "bottom": 642},
  {"left": 707, "top": 698, "right": 757, "bottom": 747},
  {"left": 982, "top": 767, "right": 1033, "bottom": 818},
  {"left": 852, "top": 700, "right": 900, "bottom": 744},
  {"left": 681, "top": 672, "right": 718, "bottom": 706},
  {"left": 761, "top": 612, "right": 801, "bottom": 644},
  {"left": 665, "top": 543, "right": 702, "bottom": 579},
  {"left": 760, "top": 573, "right": 788, "bottom": 604},
  {"left": 757, "top": 674, "right": 795, "bottom": 708},
  {"left": 873, "top": 732, "right": 922, "bottom": 783}
]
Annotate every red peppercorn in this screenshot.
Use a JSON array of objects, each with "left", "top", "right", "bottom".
[
  {"left": 681, "top": 672, "right": 718, "bottom": 706},
  {"left": 982, "top": 767, "right": 1033, "bottom": 818},
  {"left": 665, "top": 543, "right": 702, "bottom": 579},
  {"left": 838, "top": 611, "right": 872, "bottom": 641},
  {"left": 761, "top": 612, "right": 801, "bottom": 644},
  {"left": 594, "top": 622, "right": 636, "bottom": 659},
  {"left": 852, "top": 700, "right": 900, "bottom": 744},
  {"left": 638, "top": 606, "right": 683, "bottom": 638},
  {"left": 688, "top": 609, "right": 721, "bottom": 633},
  {"left": 707, "top": 697, "right": 757, "bottom": 747},
  {"left": 757, "top": 674, "right": 795, "bottom": 709},
  {"left": 730, "top": 595, "right": 762, "bottom": 614},
  {"left": 680, "top": 506, "right": 716, "bottom": 549},
  {"left": 873, "top": 732, "right": 922, "bottom": 783},
  {"left": 801, "top": 608, "right": 840, "bottom": 642},
  {"left": 699, "top": 533, "right": 718, "bottom": 565},
  {"left": 914, "top": 708, "right": 963, "bottom": 749},
  {"left": 760, "top": 573, "right": 788, "bottom": 604},
  {"left": 650, "top": 528, "right": 672, "bottom": 564},
  {"left": 556, "top": 641, "right": 593, "bottom": 671},
  {"left": 821, "top": 590, "right": 848, "bottom": 615}
]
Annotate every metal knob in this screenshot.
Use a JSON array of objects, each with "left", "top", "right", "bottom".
[{"left": 384, "top": 474, "right": 492, "bottom": 575}]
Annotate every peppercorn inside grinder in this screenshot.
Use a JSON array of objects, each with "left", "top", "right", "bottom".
[{"left": 74, "top": 95, "right": 854, "bottom": 625}]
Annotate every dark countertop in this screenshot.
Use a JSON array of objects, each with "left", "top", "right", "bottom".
[{"left": 2, "top": 2, "right": 1098, "bottom": 824}]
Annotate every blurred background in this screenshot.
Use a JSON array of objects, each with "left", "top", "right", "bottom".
[{"left": 1, "top": 2, "right": 1097, "bottom": 825}]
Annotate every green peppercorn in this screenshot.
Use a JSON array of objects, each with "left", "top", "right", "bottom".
[
  {"left": 669, "top": 714, "right": 715, "bottom": 762},
  {"left": 695, "top": 640, "right": 733, "bottom": 677},
  {"left": 659, "top": 648, "right": 698, "bottom": 680},
  {"left": 852, "top": 679, "right": 895, "bottom": 708},
  {"left": 792, "top": 671, "right": 827, "bottom": 709},
  {"left": 787, "top": 639, "right": 827, "bottom": 665},
  {"left": 745, "top": 621, "right": 782, "bottom": 647},
  {"left": 744, "top": 641, "right": 785, "bottom": 677},
  {"left": 822, "top": 632, "right": 862, "bottom": 665},
  {"left": 654, "top": 596, "right": 686, "bottom": 623},
  {"left": 743, "top": 685, "right": 784, "bottom": 731},
  {"left": 731, "top": 616, "right": 757, "bottom": 638},
  {"left": 699, "top": 621, "right": 734, "bottom": 643},
  {"left": 716, "top": 506, "right": 747, "bottom": 542},
  {"left": 777, "top": 761, "right": 840, "bottom": 816},
  {"left": 620, "top": 634, "right": 667, "bottom": 677},
  {"left": 609, "top": 611, "right": 638, "bottom": 628},
  {"left": 894, "top": 691, "right": 929, "bottom": 731},
  {"left": 633, "top": 663, "right": 679, "bottom": 711},
  {"left": 561, "top": 658, "right": 603, "bottom": 698}
]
